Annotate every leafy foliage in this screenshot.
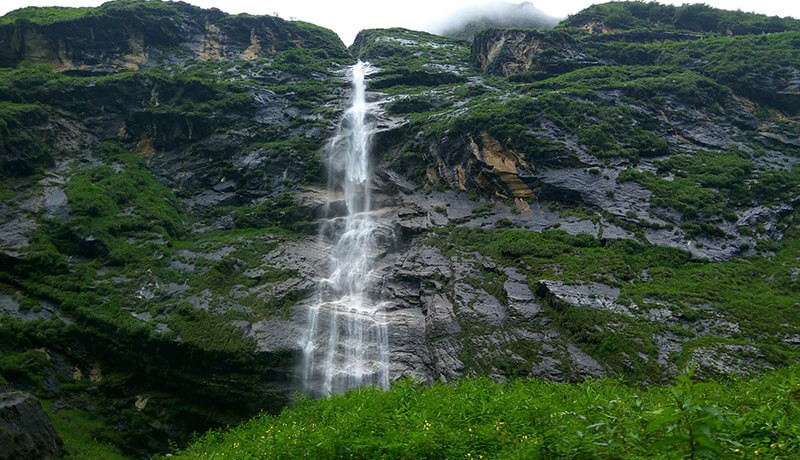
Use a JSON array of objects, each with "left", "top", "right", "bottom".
[
  {"left": 172, "top": 365, "right": 800, "bottom": 459},
  {"left": 656, "top": 32, "right": 800, "bottom": 113},
  {"left": 561, "top": 1, "right": 800, "bottom": 35},
  {"left": 0, "top": 101, "right": 51, "bottom": 175},
  {"left": 64, "top": 142, "right": 185, "bottom": 264},
  {"left": 0, "top": 6, "right": 97, "bottom": 25}
]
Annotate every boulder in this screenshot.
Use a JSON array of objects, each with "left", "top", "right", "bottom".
[{"left": 0, "top": 392, "right": 64, "bottom": 460}]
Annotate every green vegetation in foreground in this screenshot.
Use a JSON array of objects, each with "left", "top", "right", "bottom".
[{"left": 172, "top": 365, "right": 800, "bottom": 459}]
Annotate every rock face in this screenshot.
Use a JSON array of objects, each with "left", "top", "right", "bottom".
[
  {"left": 471, "top": 28, "right": 708, "bottom": 77},
  {"left": 0, "top": 392, "right": 64, "bottom": 460},
  {"left": 472, "top": 29, "right": 598, "bottom": 76},
  {"left": 0, "top": 1, "right": 347, "bottom": 72},
  {"left": 0, "top": 2, "right": 352, "bottom": 457},
  {"left": 354, "top": 21, "right": 800, "bottom": 387},
  {"left": 423, "top": 130, "right": 537, "bottom": 199}
]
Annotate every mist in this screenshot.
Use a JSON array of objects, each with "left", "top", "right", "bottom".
[{"left": 426, "top": 1, "right": 561, "bottom": 40}]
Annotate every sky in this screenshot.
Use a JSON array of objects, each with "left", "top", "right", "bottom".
[{"left": 1, "top": 0, "right": 799, "bottom": 45}]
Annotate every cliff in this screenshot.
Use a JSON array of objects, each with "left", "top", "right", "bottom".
[
  {"left": 0, "top": 0, "right": 347, "bottom": 72},
  {"left": 1, "top": 1, "right": 799, "bottom": 458}
]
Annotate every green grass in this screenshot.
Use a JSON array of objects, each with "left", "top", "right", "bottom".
[
  {"left": 44, "top": 402, "right": 131, "bottom": 460},
  {"left": 171, "top": 365, "right": 800, "bottom": 459},
  {"left": 63, "top": 143, "right": 186, "bottom": 266},
  {"left": 0, "top": 6, "right": 96, "bottom": 25},
  {"left": 618, "top": 149, "right": 753, "bottom": 220},
  {"left": 0, "top": 101, "right": 51, "bottom": 175}
]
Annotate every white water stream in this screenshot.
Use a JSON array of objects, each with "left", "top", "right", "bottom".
[{"left": 300, "top": 61, "right": 390, "bottom": 396}]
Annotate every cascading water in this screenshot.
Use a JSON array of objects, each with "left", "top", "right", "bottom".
[{"left": 300, "top": 61, "right": 390, "bottom": 396}]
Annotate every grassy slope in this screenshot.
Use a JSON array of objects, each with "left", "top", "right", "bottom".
[{"left": 173, "top": 365, "right": 800, "bottom": 459}]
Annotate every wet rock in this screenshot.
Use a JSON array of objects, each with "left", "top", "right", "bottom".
[
  {"left": 423, "top": 293, "right": 460, "bottom": 337},
  {"left": 248, "top": 316, "right": 303, "bottom": 353},
  {"left": 428, "top": 336, "right": 465, "bottom": 381},
  {"left": 567, "top": 343, "right": 606, "bottom": 378},
  {"left": 536, "top": 280, "right": 632, "bottom": 316},
  {"left": 472, "top": 29, "right": 599, "bottom": 77},
  {"left": 530, "top": 351, "right": 564, "bottom": 381},
  {"left": 42, "top": 187, "right": 69, "bottom": 219},
  {"left": 644, "top": 307, "right": 675, "bottom": 322},
  {"left": 454, "top": 282, "right": 506, "bottom": 326},
  {"left": 0, "top": 216, "right": 35, "bottom": 259},
  {"left": 169, "top": 260, "right": 195, "bottom": 273},
  {"left": 185, "top": 289, "right": 212, "bottom": 311},
  {"left": 131, "top": 311, "right": 152, "bottom": 322},
  {"left": 0, "top": 294, "right": 68, "bottom": 323},
  {"left": 690, "top": 344, "right": 775, "bottom": 378},
  {"left": 536, "top": 167, "right": 651, "bottom": 220},
  {"left": 387, "top": 307, "right": 432, "bottom": 383},
  {"left": 264, "top": 239, "right": 328, "bottom": 283},
  {"left": 504, "top": 268, "right": 540, "bottom": 320},
  {"left": 653, "top": 332, "right": 682, "bottom": 375}
]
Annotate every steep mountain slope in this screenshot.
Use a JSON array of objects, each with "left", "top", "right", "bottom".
[
  {"left": 346, "top": 12, "right": 799, "bottom": 387},
  {"left": 0, "top": 1, "right": 350, "bottom": 457},
  {"left": 0, "top": 1, "right": 799, "bottom": 458}
]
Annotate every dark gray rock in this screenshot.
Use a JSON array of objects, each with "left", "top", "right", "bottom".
[
  {"left": 567, "top": 343, "right": 606, "bottom": 378},
  {"left": 428, "top": 336, "right": 465, "bottom": 381},
  {"left": 536, "top": 280, "right": 632, "bottom": 316},
  {"left": 423, "top": 293, "right": 461, "bottom": 337},
  {"left": 530, "top": 352, "right": 564, "bottom": 380},
  {"left": 0, "top": 216, "right": 35, "bottom": 259},
  {"left": 454, "top": 282, "right": 506, "bottom": 326},
  {"left": 504, "top": 268, "right": 540, "bottom": 320},
  {"left": 387, "top": 307, "right": 432, "bottom": 383},
  {"left": 0, "top": 294, "right": 68, "bottom": 323},
  {"left": 41, "top": 186, "right": 70, "bottom": 220},
  {"left": 653, "top": 332, "right": 682, "bottom": 375},
  {"left": 248, "top": 316, "right": 303, "bottom": 353},
  {"left": 0, "top": 392, "right": 64, "bottom": 460},
  {"left": 690, "top": 344, "right": 775, "bottom": 378}
]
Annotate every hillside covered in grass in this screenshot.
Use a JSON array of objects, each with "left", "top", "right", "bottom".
[{"left": 173, "top": 365, "right": 800, "bottom": 459}]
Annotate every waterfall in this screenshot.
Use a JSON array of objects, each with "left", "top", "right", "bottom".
[{"left": 300, "top": 61, "right": 390, "bottom": 396}]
